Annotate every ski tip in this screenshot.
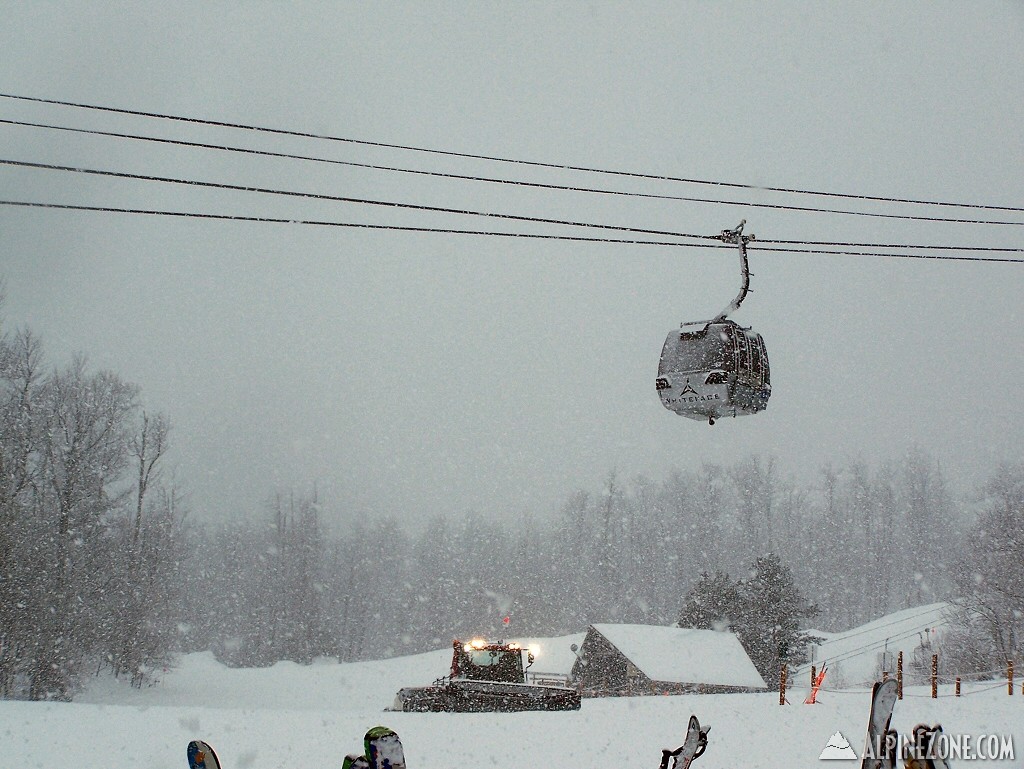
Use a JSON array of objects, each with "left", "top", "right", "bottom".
[
  {"left": 873, "top": 678, "right": 898, "bottom": 695},
  {"left": 187, "top": 740, "right": 222, "bottom": 769},
  {"left": 343, "top": 753, "right": 371, "bottom": 769}
]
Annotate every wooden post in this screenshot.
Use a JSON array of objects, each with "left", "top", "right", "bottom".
[
  {"left": 882, "top": 669, "right": 889, "bottom": 681},
  {"left": 780, "top": 665, "right": 787, "bottom": 705},
  {"left": 931, "top": 654, "right": 938, "bottom": 699},
  {"left": 811, "top": 665, "right": 816, "bottom": 687},
  {"left": 897, "top": 651, "right": 903, "bottom": 700},
  {"left": 1009, "top": 660, "right": 1014, "bottom": 696},
  {"left": 955, "top": 677, "right": 961, "bottom": 697}
]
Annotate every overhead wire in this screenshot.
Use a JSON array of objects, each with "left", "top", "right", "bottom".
[
  {"left": 1, "top": 158, "right": 1022, "bottom": 264},
  {"left": 752, "top": 246, "right": 1023, "bottom": 264},
  {"left": 1, "top": 115, "right": 1022, "bottom": 229},
  {"left": 792, "top": 606, "right": 949, "bottom": 675},
  {"left": 0, "top": 157, "right": 717, "bottom": 243},
  {"left": 1, "top": 91, "right": 1022, "bottom": 217},
  {"left": 8, "top": 156, "right": 1024, "bottom": 264},
  {"left": 1, "top": 94, "right": 1021, "bottom": 261},
  {"left": 0, "top": 116, "right": 876, "bottom": 218},
  {"left": 758, "top": 237, "right": 1022, "bottom": 253},
  {"left": 2, "top": 156, "right": 1024, "bottom": 264},
  {"left": 801, "top": 625, "right": 937, "bottom": 672},
  {"left": 2, "top": 198, "right": 1020, "bottom": 265},
  {"left": 0, "top": 116, "right": 722, "bottom": 207},
  {"left": 0, "top": 199, "right": 731, "bottom": 248}
]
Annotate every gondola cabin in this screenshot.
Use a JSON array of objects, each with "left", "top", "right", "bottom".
[{"left": 655, "top": 319, "right": 770, "bottom": 424}]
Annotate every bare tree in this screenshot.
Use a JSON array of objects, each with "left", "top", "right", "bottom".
[
  {"left": 950, "top": 465, "right": 1024, "bottom": 669},
  {"left": 0, "top": 328, "right": 46, "bottom": 697},
  {"left": 729, "top": 455, "right": 776, "bottom": 558},
  {"left": 35, "top": 361, "right": 137, "bottom": 697},
  {"left": 113, "top": 411, "right": 173, "bottom": 685}
]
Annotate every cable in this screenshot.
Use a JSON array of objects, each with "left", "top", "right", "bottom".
[
  {"left": 2, "top": 91, "right": 1022, "bottom": 216},
  {"left": 0, "top": 117, "right": 730, "bottom": 208},
  {"left": 6, "top": 118, "right": 1023, "bottom": 229},
  {"left": 2, "top": 198, "right": 1020, "bottom": 265},
  {"left": 801, "top": 626, "right": 942, "bottom": 672},
  {"left": 3, "top": 158, "right": 1023, "bottom": 263},
  {"left": 793, "top": 607, "right": 950, "bottom": 674},
  {"left": 807, "top": 606, "right": 949, "bottom": 651},
  {"left": 900, "top": 681, "right": 1007, "bottom": 698},
  {"left": 812, "top": 681, "right": 1006, "bottom": 698},
  {"left": 0, "top": 199, "right": 730, "bottom": 248},
  {"left": 759, "top": 238, "right": 1023, "bottom": 254},
  {"left": 754, "top": 246, "right": 1023, "bottom": 264},
  {"left": 0, "top": 117, "right": 892, "bottom": 219},
  {"left": 0, "top": 157, "right": 718, "bottom": 242}
]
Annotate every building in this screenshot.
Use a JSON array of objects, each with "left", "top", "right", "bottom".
[{"left": 571, "top": 623, "right": 767, "bottom": 696}]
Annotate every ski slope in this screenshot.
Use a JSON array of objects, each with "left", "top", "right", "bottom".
[
  {"left": 2, "top": 622, "right": 1019, "bottom": 769},
  {"left": 796, "top": 603, "right": 951, "bottom": 686}
]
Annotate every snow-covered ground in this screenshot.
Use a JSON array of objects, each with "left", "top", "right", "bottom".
[{"left": 3, "top": 622, "right": 1020, "bottom": 769}]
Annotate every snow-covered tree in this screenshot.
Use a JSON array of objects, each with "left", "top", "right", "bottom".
[
  {"left": 677, "top": 571, "right": 743, "bottom": 631},
  {"left": 678, "top": 554, "right": 820, "bottom": 682},
  {"left": 736, "top": 553, "right": 821, "bottom": 680}
]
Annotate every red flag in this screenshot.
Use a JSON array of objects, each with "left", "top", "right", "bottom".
[{"left": 805, "top": 664, "right": 827, "bottom": 704}]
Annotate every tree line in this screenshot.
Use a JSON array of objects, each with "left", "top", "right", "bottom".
[
  {"left": 0, "top": 324, "right": 181, "bottom": 698},
  {"left": 2, "top": 314, "right": 1021, "bottom": 698}
]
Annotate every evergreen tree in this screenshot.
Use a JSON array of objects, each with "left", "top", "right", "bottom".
[
  {"left": 677, "top": 555, "right": 820, "bottom": 682},
  {"left": 677, "top": 571, "right": 743, "bottom": 631},
  {"left": 736, "top": 554, "right": 821, "bottom": 681}
]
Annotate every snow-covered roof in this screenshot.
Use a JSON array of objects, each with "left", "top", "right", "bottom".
[{"left": 589, "top": 623, "right": 767, "bottom": 689}]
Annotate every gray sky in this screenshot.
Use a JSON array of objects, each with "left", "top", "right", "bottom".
[{"left": 2, "top": 2, "right": 1022, "bottom": 526}]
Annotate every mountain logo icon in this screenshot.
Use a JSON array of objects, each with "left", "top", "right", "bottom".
[
  {"left": 819, "top": 731, "right": 858, "bottom": 760},
  {"left": 679, "top": 379, "right": 698, "bottom": 395}
]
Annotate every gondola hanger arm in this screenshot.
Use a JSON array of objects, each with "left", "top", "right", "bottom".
[{"left": 712, "top": 220, "right": 755, "bottom": 322}]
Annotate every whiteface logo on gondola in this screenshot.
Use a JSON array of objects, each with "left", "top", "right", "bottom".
[{"left": 665, "top": 381, "right": 722, "bottom": 406}]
